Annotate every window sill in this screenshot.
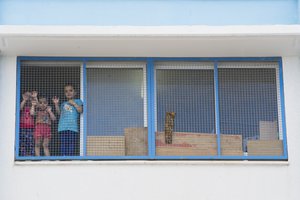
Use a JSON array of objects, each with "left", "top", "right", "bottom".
[{"left": 14, "top": 160, "right": 289, "bottom": 166}]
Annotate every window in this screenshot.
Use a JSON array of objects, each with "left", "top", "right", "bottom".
[
  {"left": 86, "top": 62, "right": 147, "bottom": 156},
  {"left": 16, "top": 57, "right": 287, "bottom": 160},
  {"left": 218, "top": 62, "right": 284, "bottom": 156},
  {"left": 19, "top": 61, "right": 82, "bottom": 157},
  {"left": 155, "top": 62, "right": 216, "bottom": 156}
]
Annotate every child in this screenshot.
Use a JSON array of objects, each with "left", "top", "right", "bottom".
[
  {"left": 53, "top": 84, "right": 83, "bottom": 156},
  {"left": 19, "top": 91, "right": 38, "bottom": 156},
  {"left": 31, "top": 97, "right": 56, "bottom": 156}
]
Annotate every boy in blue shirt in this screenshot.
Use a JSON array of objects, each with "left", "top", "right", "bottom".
[{"left": 53, "top": 85, "right": 83, "bottom": 156}]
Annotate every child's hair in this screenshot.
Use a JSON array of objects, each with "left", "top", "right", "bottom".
[
  {"left": 24, "top": 91, "right": 31, "bottom": 98},
  {"left": 39, "top": 97, "right": 48, "bottom": 104},
  {"left": 23, "top": 91, "right": 32, "bottom": 106},
  {"left": 64, "top": 84, "right": 75, "bottom": 90}
]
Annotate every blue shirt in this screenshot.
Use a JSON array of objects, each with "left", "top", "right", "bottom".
[{"left": 58, "top": 99, "right": 83, "bottom": 133}]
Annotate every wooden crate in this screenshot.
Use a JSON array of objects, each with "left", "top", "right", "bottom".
[
  {"left": 221, "top": 134, "right": 243, "bottom": 156},
  {"left": 124, "top": 127, "right": 148, "bottom": 156},
  {"left": 156, "top": 132, "right": 243, "bottom": 156},
  {"left": 156, "top": 132, "right": 217, "bottom": 156},
  {"left": 259, "top": 121, "right": 278, "bottom": 140},
  {"left": 87, "top": 136, "right": 125, "bottom": 156},
  {"left": 247, "top": 140, "right": 283, "bottom": 156}
]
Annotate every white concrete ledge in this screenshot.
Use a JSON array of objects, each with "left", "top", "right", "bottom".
[
  {"left": 14, "top": 160, "right": 290, "bottom": 166},
  {"left": 1, "top": 25, "right": 300, "bottom": 57},
  {"left": 0, "top": 25, "right": 300, "bottom": 37}
]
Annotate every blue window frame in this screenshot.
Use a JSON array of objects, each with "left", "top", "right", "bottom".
[{"left": 15, "top": 57, "right": 288, "bottom": 161}]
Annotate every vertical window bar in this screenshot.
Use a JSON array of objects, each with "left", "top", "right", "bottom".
[
  {"left": 147, "top": 58, "right": 155, "bottom": 158},
  {"left": 278, "top": 59, "right": 288, "bottom": 158},
  {"left": 154, "top": 66, "right": 157, "bottom": 133},
  {"left": 275, "top": 66, "right": 283, "bottom": 140},
  {"left": 82, "top": 60, "right": 87, "bottom": 156},
  {"left": 80, "top": 62, "right": 84, "bottom": 156},
  {"left": 15, "top": 58, "right": 21, "bottom": 159},
  {"left": 214, "top": 61, "right": 221, "bottom": 156},
  {"left": 143, "top": 65, "right": 148, "bottom": 128}
]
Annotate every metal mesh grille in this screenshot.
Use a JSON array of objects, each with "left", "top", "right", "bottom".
[
  {"left": 86, "top": 62, "right": 148, "bottom": 156},
  {"left": 17, "top": 59, "right": 285, "bottom": 159},
  {"left": 218, "top": 62, "right": 282, "bottom": 156},
  {"left": 19, "top": 62, "right": 82, "bottom": 157},
  {"left": 155, "top": 62, "right": 216, "bottom": 156}
]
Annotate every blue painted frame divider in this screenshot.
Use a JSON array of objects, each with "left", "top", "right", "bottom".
[
  {"left": 214, "top": 61, "right": 221, "bottom": 157},
  {"left": 15, "top": 56, "right": 288, "bottom": 161}
]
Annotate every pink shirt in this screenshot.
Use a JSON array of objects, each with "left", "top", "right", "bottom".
[{"left": 20, "top": 107, "right": 35, "bottom": 129}]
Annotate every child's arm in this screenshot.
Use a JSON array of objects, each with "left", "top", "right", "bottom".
[
  {"left": 30, "top": 101, "right": 37, "bottom": 116},
  {"left": 20, "top": 99, "right": 27, "bottom": 111},
  {"left": 52, "top": 96, "right": 60, "bottom": 115},
  {"left": 47, "top": 107, "right": 56, "bottom": 121},
  {"left": 68, "top": 100, "right": 83, "bottom": 113},
  {"left": 20, "top": 93, "right": 29, "bottom": 111},
  {"left": 31, "top": 91, "right": 39, "bottom": 102}
]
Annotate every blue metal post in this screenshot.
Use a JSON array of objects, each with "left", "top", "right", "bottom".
[
  {"left": 147, "top": 58, "right": 156, "bottom": 158},
  {"left": 214, "top": 61, "right": 221, "bottom": 156},
  {"left": 278, "top": 58, "right": 288, "bottom": 159},
  {"left": 15, "top": 58, "right": 21, "bottom": 159}
]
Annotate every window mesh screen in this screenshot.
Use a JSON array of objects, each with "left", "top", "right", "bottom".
[
  {"left": 218, "top": 62, "right": 283, "bottom": 156},
  {"left": 86, "top": 62, "right": 148, "bottom": 156},
  {"left": 19, "top": 62, "right": 82, "bottom": 157},
  {"left": 155, "top": 62, "right": 216, "bottom": 156},
  {"left": 17, "top": 59, "right": 285, "bottom": 160}
]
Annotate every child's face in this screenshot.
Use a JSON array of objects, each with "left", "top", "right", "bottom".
[
  {"left": 39, "top": 99, "right": 48, "bottom": 110},
  {"left": 24, "top": 92, "right": 32, "bottom": 99},
  {"left": 64, "top": 86, "right": 75, "bottom": 100}
]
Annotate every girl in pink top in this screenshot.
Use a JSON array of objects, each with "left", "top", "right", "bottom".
[{"left": 19, "top": 91, "right": 38, "bottom": 156}]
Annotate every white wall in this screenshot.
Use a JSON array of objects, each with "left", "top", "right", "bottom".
[{"left": 0, "top": 56, "right": 299, "bottom": 200}]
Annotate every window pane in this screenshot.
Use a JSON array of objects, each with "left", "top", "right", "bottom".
[
  {"left": 86, "top": 62, "right": 147, "bottom": 156},
  {"left": 19, "top": 62, "right": 82, "bottom": 157},
  {"left": 218, "top": 62, "right": 283, "bottom": 156},
  {"left": 155, "top": 62, "right": 216, "bottom": 156}
]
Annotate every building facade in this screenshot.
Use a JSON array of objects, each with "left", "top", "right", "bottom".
[{"left": 0, "top": 0, "right": 300, "bottom": 200}]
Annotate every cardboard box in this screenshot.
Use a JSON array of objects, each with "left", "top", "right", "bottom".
[
  {"left": 260, "top": 121, "right": 278, "bottom": 140},
  {"left": 221, "top": 134, "right": 243, "bottom": 156},
  {"left": 124, "top": 127, "right": 148, "bottom": 156},
  {"left": 247, "top": 140, "right": 283, "bottom": 156},
  {"left": 87, "top": 136, "right": 125, "bottom": 156}
]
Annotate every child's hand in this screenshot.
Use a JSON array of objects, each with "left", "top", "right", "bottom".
[
  {"left": 68, "top": 99, "right": 76, "bottom": 106},
  {"left": 46, "top": 106, "right": 52, "bottom": 113},
  {"left": 31, "top": 101, "right": 37, "bottom": 107},
  {"left": 31, "top": 91, "right": 38, "bottom": 98},
  {"left": 52, "top": 96, "right": 59, "bottom": 104}
]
